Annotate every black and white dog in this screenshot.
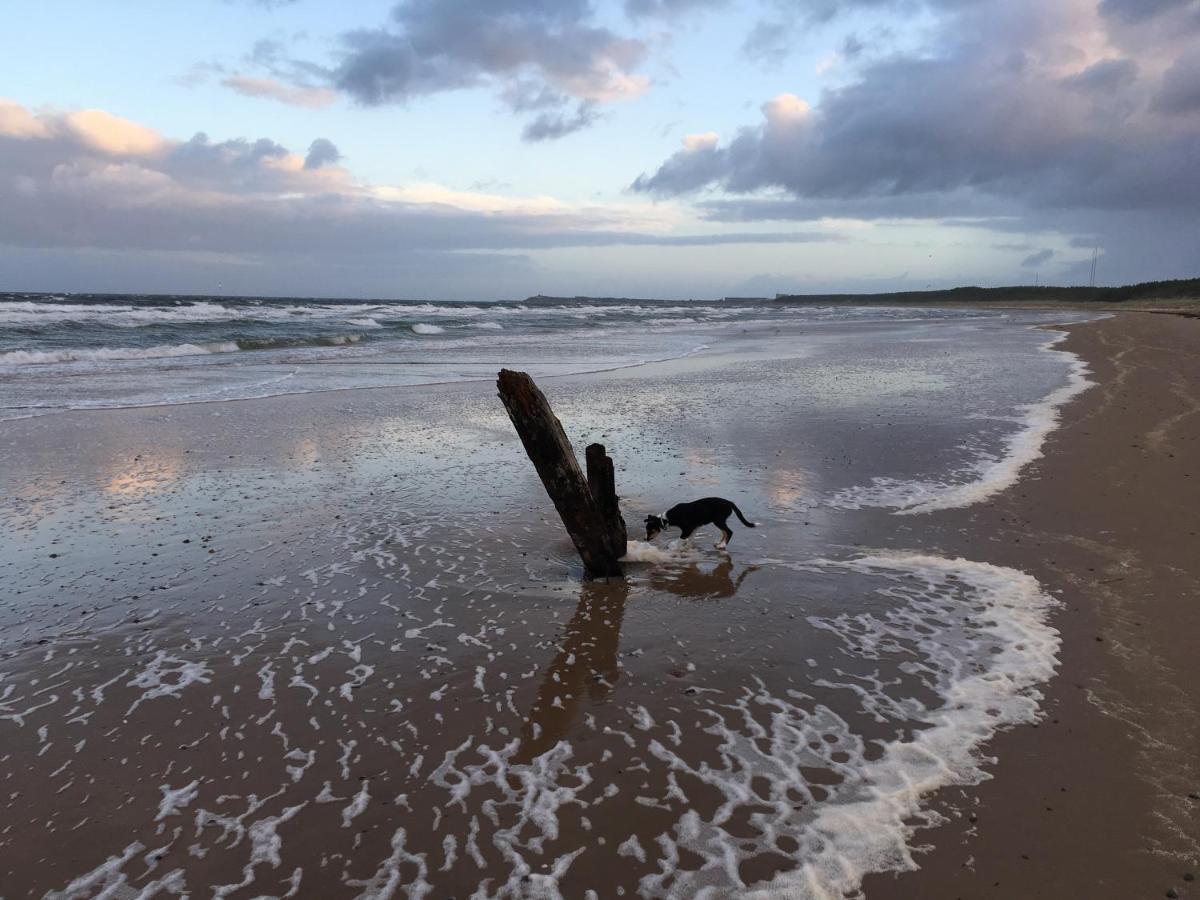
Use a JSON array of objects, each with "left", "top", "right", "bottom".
[{"left": 644, "top": 497, "right": 757, "bottom": 550}]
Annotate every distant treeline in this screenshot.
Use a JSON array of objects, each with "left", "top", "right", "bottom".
[{"left": 772, "top": 278, "right": 1200, "bottom": 305}]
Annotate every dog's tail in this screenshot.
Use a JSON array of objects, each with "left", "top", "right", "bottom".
[{"left": 731, "top": 503, "right": 757, "bottom": 528}]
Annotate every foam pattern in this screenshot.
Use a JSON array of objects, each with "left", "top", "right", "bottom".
[
  {"left": 828, "top": 330, "right": 1093, "bottom": 514},
  {"left": 5, "top": 517, "right": 1057, "bottom": 898}
]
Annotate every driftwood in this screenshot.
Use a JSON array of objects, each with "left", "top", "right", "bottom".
[{"left": 497, "top": 369, "right": 626, "bottom": 577}]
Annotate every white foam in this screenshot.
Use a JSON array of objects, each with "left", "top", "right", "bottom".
[
  {"left": 155, "top": 780, "right": 200, "bottom": 822},
  {"left": 411, "top": 323, "right": 445, "bottom": 335},
  {"left": 44, "top": 842, "right": 145, "bottom": 899},
  {"left": 126, "top": 652, "right": 213, "bottom": 713},
  {"left": 342, "top": 781, "right": 371, "bottom": 828},
  {"left": 0, "top": 342, "right": 240, "bottom": 366},
  {"left": 622, "top": 539, "right": 706, "bottom": 564},
  {"left": 641, "top": 552, "right": 1059, "bottom": 899},
  {"left": 829, "top": 329, "right": 1093, "bottom": 515}
]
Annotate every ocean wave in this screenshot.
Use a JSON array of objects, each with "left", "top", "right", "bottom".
[
  {"left": 0, "top": 342, "right": 241, "bottom": 365},
  {"left": 0, "top": 333, "right": 367, "bottom": 366},
  {"left": 827, "top": 329, "right": 1093, "bottom": 515},
  {"left": 233, "top": 334, "right": 362, "bottom": 350},
  {"left": 0, "top": 300, "right": 470, "bottom": 328},
  {"left": 411, "top": 323, "right": 445, "bottom": 335}
]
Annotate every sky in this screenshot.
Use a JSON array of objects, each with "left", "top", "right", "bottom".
[{"left": 1, "top": 0, "right": 1197, "bottom": 300}]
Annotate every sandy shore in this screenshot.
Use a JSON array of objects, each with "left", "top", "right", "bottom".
[
  {"left": 865, "top": 312, "right": 1200, "bottom": 898},
  {"left": 1, "top": 312, "right": 1197, "bottom": 897}
]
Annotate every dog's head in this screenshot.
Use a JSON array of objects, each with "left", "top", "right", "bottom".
[{"left": 644, "top": 514, "right": 666, "bottom": 541}]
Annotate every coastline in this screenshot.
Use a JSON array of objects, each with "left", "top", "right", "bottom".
[
  {"left": 1, "top": 311, "right": 1197, "bottom": 896},
  {"left": 866, "top": 311, "right": 1200, "bottom": 897}
]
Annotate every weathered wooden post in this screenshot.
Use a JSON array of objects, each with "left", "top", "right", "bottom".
[{"left": 497, "top": 369, "right": 626, "bottom": 577}]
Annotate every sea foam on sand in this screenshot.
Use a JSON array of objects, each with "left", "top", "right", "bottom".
[
  {"left": 829, "top": 330, "right": 1094, "bottom": 515},
  {"left": 640, "top": 553, "right": 1059, "bottom": 899}
]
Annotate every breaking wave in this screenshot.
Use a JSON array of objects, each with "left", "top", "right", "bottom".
[
  {"left": 1, "top": 334, "right": 364, "bottom": 366},
  {"left": 0, "top": 342, "right": 242, "bottom": 365}
]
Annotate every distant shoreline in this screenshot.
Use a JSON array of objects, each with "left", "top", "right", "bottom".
[
  {"left": 771, "top": 277, "right": 1200, "bottom": 308},
  {"left": 532, "top": 276, "right": 1200, "bottom": 308},
  {"left": 4, "top": 276, "right": 1197, "bottom": 308}
]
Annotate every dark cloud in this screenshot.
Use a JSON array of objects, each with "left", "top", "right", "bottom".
[
  {"left": 633, "top": 0, "right": 1200, "bottom": 283},
  {"left": 1062, "top": 58, "right": 1139, "bottom": 93},
  {"left": 1020, "top": 248, "right": 1054, "bottom": 267},
  {"left": 1152, "top": 49, "right": 1200, "bottom": 114},
  {"left": 303, "top": 138, "right": 341, "bottom": 169},
  {"left": 1099, "top": 0, "right": 1194, "bottom": 23},
  {"left": 166, "top": 133, "right": 301, "bottom": 192},
  {"left": 521, "top": 102, "right": 600, "bottom": 141},
  {"left": 302, "top": 0, "right": 647, "bottom": 140},
  {"left": 631, "top": 137, "right": 726, "bottom": 193},
  {"left": 637, "top": 3, "right": 1200, "bottom": 215},
  {"left": 623, "top": 0, "right": 727, "bottom": 19}
]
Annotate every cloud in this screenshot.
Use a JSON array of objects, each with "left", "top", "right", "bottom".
[
  {"left": 632, "top": 0, "right": 1200, "bottom": 283},
  {"left": 0, "top": 99, "right": 52, "bottom": 139},
  {"left": 1098, "top": 0, "right": 1195, "bottom": 24},
  {"left": 1152, "top": 49, "right": 1200, "bottom": 114},
  {"left": 636, "top": 2, "right": 1200, "bottom": 214},
  {"left": 1021, "top": 248, "right": 1054, "bottom": 267},
  {"left": 521, "top": 102, "right": 600, "bottom": 141},
  {"left": 682, "top": 131, "right": 719, "bottom": 151},
  {"left": 223, "top": 74, "right": 337, "bottom": 108},
  {"left": 0, "top": 98, "right": 836, "bottom": 294},
  {"left": 230, "top": 1, "right": 650, "bottom": 140},
  {"left": 330, "top": 1, "right": 647, "bottom": 110},
  {"left": 303, "top": 138, "right": 341, "bottom": 169},
  {"left": 630, "top": 131, "right": 728, "bottom": 194},
  {"left": 741, "top": 0, "right": 904, "bottom": 64},
  {"left": 64, "top": 109, "right": 166, "bottom": 156},
  {"left": 1062, "top": 57, "right": 1140, "bottom": 92},
  {"left": 623, "top": 0, "right": 727, "bottom": 19}
]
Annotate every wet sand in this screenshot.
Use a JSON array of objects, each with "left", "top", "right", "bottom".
[
  {"left": 865, "top": 312, "right": 1200, "bottom": 898},
  {"left": 1, "top": 313, "right": 1197, "bottom": 897}
]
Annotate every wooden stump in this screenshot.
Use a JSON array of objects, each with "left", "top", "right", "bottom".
[{"left": 497, "top": 369, "right": 626, "bottom": 577}]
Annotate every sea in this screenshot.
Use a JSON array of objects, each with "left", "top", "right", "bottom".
[{"left": 0, "top": 292, "right": 1100, "bottom": 897}]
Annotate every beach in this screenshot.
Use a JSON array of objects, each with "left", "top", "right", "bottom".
[
  {"left": 867, "top": 312, "right": 1200, "bottom": 898},
  {"left": 1, "top": 307, "right": 1197, "bottom": 898}
]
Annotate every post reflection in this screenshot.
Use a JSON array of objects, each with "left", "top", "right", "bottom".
[{"left": 516, "top": 578, "right": 628, "bottom": 763}]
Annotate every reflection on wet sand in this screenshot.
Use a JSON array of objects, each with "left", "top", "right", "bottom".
[
  {"left": 649, "top": 555, "right": 758, "bottom": 600},
  {"left": 517, "top": 578, "right": 628, "bottom": 762},
  {"left": 516, "top": 556, "right": 757, "bottom": 762},
  {"left": 103, "top": 451, "right": 182, "bottom": 499}
]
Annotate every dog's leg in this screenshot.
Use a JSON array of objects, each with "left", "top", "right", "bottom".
[{"left": 714, "top": 518, "right": 731, "bottom": 550}]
